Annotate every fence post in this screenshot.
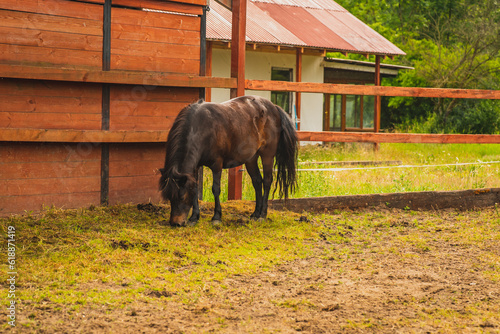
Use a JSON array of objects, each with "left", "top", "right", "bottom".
[{"left": 228, "top": 0, "right": 247, "bottom": 200}]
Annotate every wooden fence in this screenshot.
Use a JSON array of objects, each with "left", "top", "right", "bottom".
[{"left": 0, "top": 0, "right": 209, "bottom": 216}]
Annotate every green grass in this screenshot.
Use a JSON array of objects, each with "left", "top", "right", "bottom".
[
  {"left": 1, "top": 204, "right": 500, "bottom": 332},
  {"left": 0, "top": 203, "right": 317, "bottom": 309},
  {"left": 2, "top": 143, "right": 500, "bottom": 332},
  {"left": 202, "top": 143, "right": 500, "bottom": 201}
]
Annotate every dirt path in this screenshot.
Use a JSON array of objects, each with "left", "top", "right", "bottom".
[{"left": 6, "top": 209, "right": 500, "bottom": 333}]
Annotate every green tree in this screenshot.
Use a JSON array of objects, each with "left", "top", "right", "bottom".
[{"left": 335, "top": 0, "right": 500, "bottom": 133}]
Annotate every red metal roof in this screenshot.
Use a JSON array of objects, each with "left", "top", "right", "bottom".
[{"left": 207, "top": 0, "right": 405, "bottom": 56}]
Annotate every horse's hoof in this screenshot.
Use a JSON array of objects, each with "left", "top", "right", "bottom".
[
  {"left": 187, "top": 220, "right": 198, "bottom": 227},
  {"left": 211, "top": 220, "right": 222, "bottom": 227}
]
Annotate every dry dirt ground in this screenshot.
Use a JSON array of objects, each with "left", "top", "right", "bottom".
[{"left": 5, "top": 207, "right": 500, "bottom": 333}]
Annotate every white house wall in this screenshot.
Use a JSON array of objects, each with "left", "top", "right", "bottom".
[
  {"left": 300, "top": 55, "right": 324, "bottom": 133},
  {"left": 211, "top": 48, "right": 324, "bottom": 133}
]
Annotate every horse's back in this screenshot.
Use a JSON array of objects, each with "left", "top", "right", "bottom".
[{"left": 192, "top": 96, "right": 281, "bottom": 167}]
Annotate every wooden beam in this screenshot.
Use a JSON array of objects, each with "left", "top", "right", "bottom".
[
  {"left": 0, "top": 64, "right": 236, "bottom": 89},
  {"left": 297, "top": 131, "right": 500, "bottom": 144},
  {"left": 0, "top": 128, "right": 169, "bottom": 143},
  {"left": 228, "top": 0, "right": 247, "bottom": 201},
  {"left": 246, "top": 80, "right": 500, "bottom": 100},
  {"left": 271, "top": 188, "right": 500, "bottom": 212},
  {"left": 3, "top": 129, "right": 500, "bottom": 145},
  {"left": 111, "top": 0, "right": 204, "bottom": 15},
  {"left": 0, "top": 128, "right": 500, "bottom": 144}
]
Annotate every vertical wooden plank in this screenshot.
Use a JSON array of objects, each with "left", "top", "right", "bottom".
[
  {"left": 360, "top": 95, "right": 364, "bottom": 130},
  {"left": 230, "top": 0, "right": 247, "bottom": 99},
  {"left": 323, "top": 94, "right": 330, "bottom": 131},
  {"left": 374, "top": 55, "right": 381, "bottom": 132},
  {"left": 374, "top": 55, "right": 382, "bottom": 151},
  {"left": 206, "top": 41, "right": 213, "bottom": 102},
  {"left": 295, "top": 48, "right": 302, "bottom": 130},
  {"left": 228, "top": 0, "right": 247, "bottom": 201},
  {"left": 341, "top": 95, "right": 346, "bottom": 132},
  {"left": 101, "top": 0, "right": 112, "bottom": 205},
  {"left": 197, "top": 6, "right": 207, "bottom": 201},
  {"left": 199, "top": 6, "right": 207, "bottom": 76},
  {"left": 102, "top": 0, "right": 111, "bottom": 71}
]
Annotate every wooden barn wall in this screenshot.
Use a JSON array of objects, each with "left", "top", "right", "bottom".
[
  {"left": 0, "top": 79, "right": 102, "bottom": 130},
  {"left": 108, "top": 86, "right": 199, "bottom": 206},
  {"left": 0, "top": 0, "right": 204, "bottom": 215},
  {"left": 110, "top": 7, "right": 201, "bottom": 74},
  {"left": 106, "top": 4, "right": 201, "bottom": 206},
  {"left": 108, "top": 143, "right": 165, "bottom": 205},
  {"left": 0, "top": 143, "right": 102, "bottom": 216},
  {"left": 0, "top": 0, "right": 104, "bottom": 69}
]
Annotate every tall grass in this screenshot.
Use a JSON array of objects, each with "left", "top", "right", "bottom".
[{"left": 202, "top": 143, "right": 500, "bottom": 201}]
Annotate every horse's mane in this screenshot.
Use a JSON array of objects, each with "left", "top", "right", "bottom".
[{"left": 159, "top": 99, "right": 203, "bottom": 199}]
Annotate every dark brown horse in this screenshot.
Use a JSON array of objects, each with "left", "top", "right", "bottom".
[{"left": 159, "top": 95, "right": 298, "bottom": 227}]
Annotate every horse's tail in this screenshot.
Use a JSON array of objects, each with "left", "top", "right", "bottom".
[{"left": 274, "top": 105, "right": 298, "bottom": 199}]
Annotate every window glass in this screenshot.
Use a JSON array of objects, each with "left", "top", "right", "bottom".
[
  {"left": 329, "top": 94, "right": 341, "bottom": 131},
  {"left": 271, "top": 68, "right": 292, "bottom": 115},
  {"left": 345, "top": 95, "right": 361, "bottom": 128},
  {"left": 271, "top": 92, "right": 290, "bottom": 113},
  {"left": 363, "top": 95, "right": 375, "bottom": 129}
]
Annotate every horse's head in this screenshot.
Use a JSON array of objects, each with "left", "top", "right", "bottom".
[{"left": 159, "top": 168, "right": 197, "bottom": 227}]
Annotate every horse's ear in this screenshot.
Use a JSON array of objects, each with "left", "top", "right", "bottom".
[{"left": 159, "top": 168, "right": 165, "bottom": 176}]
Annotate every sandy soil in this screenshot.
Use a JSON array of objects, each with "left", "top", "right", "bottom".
[{"left": 5, "top": 208, "right": 500, "bottom": 333}]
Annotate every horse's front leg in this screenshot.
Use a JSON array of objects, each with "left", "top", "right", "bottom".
[
  {"left": 211, "top": 168, "right": 223, "bottom": 224},
  {"left": 245, "top": 157, "right": 263, "bottom": 219},
  {"left": 188, "top": 168, "right": 201, "bottom": 226}
]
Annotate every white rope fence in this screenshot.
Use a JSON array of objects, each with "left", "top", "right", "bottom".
[{"left": 296, "top": 161, "right": 500, "bottom": 172}]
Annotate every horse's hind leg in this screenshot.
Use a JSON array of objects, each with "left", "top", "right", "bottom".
[
  {"left": 260, "top": 154, "right": 274, "bottom": 219},
  {"left": 245, "top": 156, "right": 263, "bottom": 218},
  {"left": 211, "top": 168, "right": 223, "bottom": 223}
]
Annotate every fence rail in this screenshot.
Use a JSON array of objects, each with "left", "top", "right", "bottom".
[
  {"left": 3, "top": 128, "right": 500, "bottom": 145},
  {"left": 246, "top": 79, "right": 500, "bottom": 99},
  {"left": 298, "top": 131, "right": 500, "bottom": 144},
  {"left": 0, "top": 64, "right": 236, "bottom": 89}
]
